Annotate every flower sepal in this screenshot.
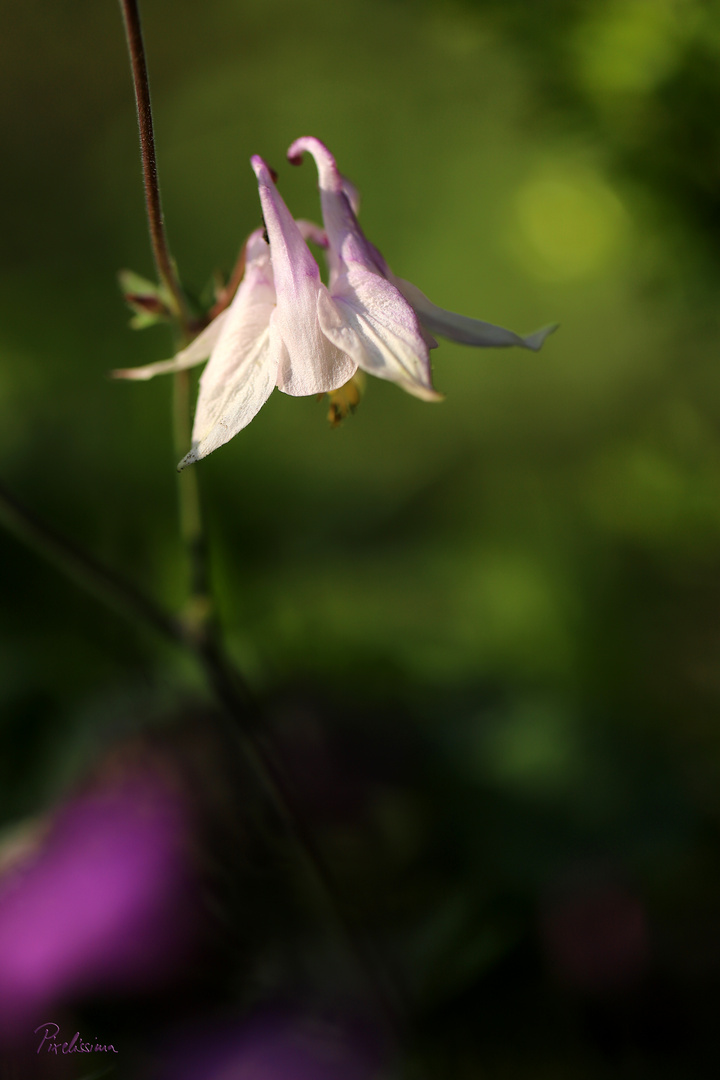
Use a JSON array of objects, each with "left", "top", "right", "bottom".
[{"left": 118, "top": 269, "right": 174, "bottom": 330}]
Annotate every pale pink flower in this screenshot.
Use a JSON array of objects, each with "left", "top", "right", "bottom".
[
  {"left": 115, "top": 195, "right": 355, "bottom": 469},
  {"left": 287, "top": 136, "right": 556, "bottom": 401},
  {"left": 115, "top": 139, "right": 555, "bottom": 467}
]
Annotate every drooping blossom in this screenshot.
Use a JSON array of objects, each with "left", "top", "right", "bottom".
[
  {"left": 287, "top": 137, "right": 556, "bottom": 366},
  {"left": 114, "top": 138, "right": 555, "bottom": 466},
  {"left": 115, "top": 207, "right": 356, "bottom": 469}
]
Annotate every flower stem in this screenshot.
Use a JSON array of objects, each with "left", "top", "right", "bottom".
[
  {"left": 118, "top": 0, "right": 189, "bottom": 331},
  {"left": 119, "top": 0, "right": 211, "bottom": 629},
  {"left": 172, "top": 366, "right": 212, "bottom": 626}
]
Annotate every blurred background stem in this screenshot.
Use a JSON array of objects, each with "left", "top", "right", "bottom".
[{"left": 0, "top": 481, "right": 185, "bottom": 645}]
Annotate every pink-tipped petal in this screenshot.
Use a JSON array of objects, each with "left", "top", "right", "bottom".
[
  {"left": 111, "top": 310, "right": 230, "bottom": 381},
  {"left": 396, "top": 278, "right": 559, "bottom": 351},
  {"left": 290, "top": 138, "right": 436, "bottom": 399},
  {"left": 178, "top": 230, "right": 277, "bottom": 469},
  {"left": 318, "top": 268, "right": 441, "bottom": 402},
  {"left": 287, "top": 138, "right": 385, "bottom": 281},
  {"left": 251, "top": 155, "right": 355, "bottom": 396},
  {"left": 287, "top": 137, "right": 343, "bottom": 189}
]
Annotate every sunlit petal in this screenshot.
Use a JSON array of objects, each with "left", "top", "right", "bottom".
[
  {"left": 111, "top": 309, "right": 230, "bottom": 381},
  {"left": 251, "top": 155, "right": 356, "bottom": 396},
  {"left": 289, "top": 137, "right": 437, "bottom": 399},
  {"left": 318, "top": 268, "right": 441, "bottom": 401},
  {"left": 396, "top": 277, "right": 559, "bottom": 350},
  {"left": 178, "top": 230, "right": 278, "bottom": 469}
]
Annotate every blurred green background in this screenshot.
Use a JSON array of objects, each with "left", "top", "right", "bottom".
[{"left": 3, "top": 0, "right": 720, "bottom": 1075}]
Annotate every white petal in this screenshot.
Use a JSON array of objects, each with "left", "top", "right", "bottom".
[
  {"left": 178, "top": 231, "right": 278, "bottom": 468},
  {"left": 252, "top": 156, "right": 355, "bottom": 396},
  {"left": 395, "top": 278, "right": 558, "bottom": 351},
  {"left": 192, "top": 232, "right": 276, "bottom": 420},
  {"left": 318, "top": 267, "right": 441, "bottom": 402},
  {"left": 288, "top": 138, "right": 435, "bottom": 400},
  {"left": 179, "top": 326, "right": 276, "bottom": 470},
  {"left": 111, "top": 310, "right": 230, "bottom": 381}
]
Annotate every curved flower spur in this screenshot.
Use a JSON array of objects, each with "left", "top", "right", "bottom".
[{"left": 113, "top": 138, "right": 556, "bottom": 468}]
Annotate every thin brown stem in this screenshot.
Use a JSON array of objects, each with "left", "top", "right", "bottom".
[
  {"left": 119, "top": 0, "right": 212, "bottom": 632},
  {"left": 118, "top": 0, "right": 189, "bottom": 330}
]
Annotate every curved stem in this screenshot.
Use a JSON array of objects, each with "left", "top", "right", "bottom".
[
  {"left": 0, "top": 477, "right": 402, "bottom": 1036},
  {"left": 118, "top": 0, "right": 189, "bottom": 331},
  {"left": 0, "top": 480, "right": 185, "bottom": 646}
]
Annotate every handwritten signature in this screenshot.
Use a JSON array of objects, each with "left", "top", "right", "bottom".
[{"left": 35, "top": 1022, "right": 118, "bottom": 1055}]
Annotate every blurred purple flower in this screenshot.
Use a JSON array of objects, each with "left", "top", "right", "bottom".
[
  {"left": 0, "top": 772, "right": 201, "bottom": 1043},
  {"left": 154, "top": 1011, "right": 386, "bottom": 1080}
]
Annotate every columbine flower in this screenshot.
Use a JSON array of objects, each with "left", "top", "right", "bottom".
[
  {"left": 287, "top": 136, "right": 556, "bottom": 396},
  {"left": 114, "top": 138, "right": 555, "bottom": 467},
  {"left": 114, "top": 175, "right": 357, "bottom": 468}
]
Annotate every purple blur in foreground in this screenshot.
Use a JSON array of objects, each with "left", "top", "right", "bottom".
[
  {"left": 153, "top": 1012, "right": 385, "bottom": 1080},
  {"left": 0, "top": 773, "right": 200, "bottom": 1043}
]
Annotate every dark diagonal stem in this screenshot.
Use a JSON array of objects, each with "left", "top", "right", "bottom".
[
  {"left": 0, "top": 478, "right": 402, "bottom": 1036},
  {"left": 0, "top": 481, "right": 185, "bottom": 645}
]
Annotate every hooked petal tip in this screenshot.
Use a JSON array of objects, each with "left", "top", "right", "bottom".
[
  {"left": 287, "top": 137, "right": 341, "bottom": 192},
  {"left": 287, "top": 136, "right": 324, "bottom": 164}
]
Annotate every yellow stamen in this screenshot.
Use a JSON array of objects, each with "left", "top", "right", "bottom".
[{"left": 326, "top": 371, "right": 366, "bottom": 427}]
